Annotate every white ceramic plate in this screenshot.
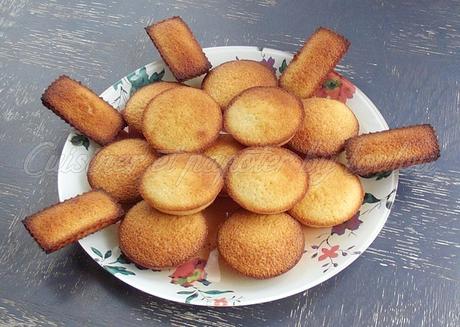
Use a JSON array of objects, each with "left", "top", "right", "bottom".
[{"left": 58, "top": 46, "right": 398, "bottom": 307}]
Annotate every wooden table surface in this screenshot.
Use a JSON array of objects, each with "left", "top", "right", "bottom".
[{"left": 1, "top": 1, "right": 459, "bottom": 326}]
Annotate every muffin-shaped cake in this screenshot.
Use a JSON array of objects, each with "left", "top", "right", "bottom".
[
  {"left": 87, "top": 139, "right": 157, "bottom": 202},
  {"left": 289, "top": 159, "right": 364, "bottom": 227},
  {"left": 122, "top": 81, "right": 181, "bottom": 132},
  {"left": 119, "top": 201, "right": 207, "bottom": 268},
  {"left": 289, "top": 97, "right": 358, "bottom": 157},
  {"left": 143, "top": 86, "right": 222, "bottom": 153},
  {"left": 201, "top": 60, "right": 277, "bottom": 109},
  {"left": 224, "top": 86, "right": 304, "bottom": 146},
  {"left": 225, "top": 147, "right": 308, "bottom": 214},
  {"left": 203, "top": 134, "right": 245, "bottom": 196},
  {"left": 217, "top": 210, "right": 304, "bottom": 279},
  {"left": 203, "top": 134, "right": 245, "bottom": 172},
  {"left": 140, "top": 153, "right": 224, "bottom": 215},
  {"left": 198, "top": 197, "right": 241, "bottom": 258}
]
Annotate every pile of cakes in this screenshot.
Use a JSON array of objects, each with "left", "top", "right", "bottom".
[{"left": 24, "top": 17, "right": 439, "bottom": 279}]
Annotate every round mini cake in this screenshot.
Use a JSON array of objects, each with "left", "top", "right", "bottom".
[
  {"left": 217, "top": 210, "right": 305, "bottom": 279},
  {"left": 122, "top": 81, "right": 181, "bottom": 132},
  {"left": 289, "top": 159, "right": 364, "bottom": 227},
  {"left": 87, "top": 138, "right": 157, "bottom": 203},
  {"left": 198, "top": 197, "right": 241, "bottom": 258},
  {"left": 201, "top": 60, "right": 277, "bottom": 109},
  {"left": 224, "top": 86, "right": 304, "bottom": 146},
  {"left": 203, "top": 134, "right": 245, "bottom": 196},
  {"left": 142, "top": 86, "right": 222, "bottom": 153},
  {"left": 140, "top": 153, "right": 224, "bottom": 215},
  {"left": 289, "top": 97, "right": 359, "bottom": 157},
  {"left": 203, "top": 134, "right": 245, "bottom": 171},
  {"left": 225, "top": 147, "right": 308, "bottom": 214},
  {"left": 119, "top": 201, "right": 207, "bottom": 268}
]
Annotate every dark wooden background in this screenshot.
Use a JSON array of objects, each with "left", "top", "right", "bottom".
[{"left": 0, "top": 0, "right": 459, "bottom": 326}]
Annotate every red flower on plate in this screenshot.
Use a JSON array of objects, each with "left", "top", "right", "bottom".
[
  {"left": 319, "top": 245, "right": 340, "bottom": 261},
  {"left": 331, "top": 213, "right": 362, "bottom": 236},
  {"left": 169, "top": 258, "right": 209, "bottom": 287},
  {"left": 315, "top": 71, "right": 356, "bottom": 103},
  {"left": 213, "top": 297, "right": 229, "bottom": 306}
]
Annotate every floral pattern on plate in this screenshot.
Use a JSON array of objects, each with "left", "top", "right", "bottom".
[{"left": 315, "top": 71, "right": 356, "bottom": 103}]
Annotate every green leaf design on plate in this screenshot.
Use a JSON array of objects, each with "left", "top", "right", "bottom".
[
  {"left": 127, "top": 68, "right": 165, "bottom": 95},
  {"left": 376, "top": 171, "right": 392, "bottom": 180},
  {"left": 386, "top": 200, "right": 393, "bottom": 209},
  {"left": 363, "top": 193, "right": 380, "bottom": 204},
  {"left": 104, "top": 250, "right": 112, "bottom": 259},
  {"left": 70, "top": 134, "right": 90, "bottom": 150},
  {"left": 114, "top": 254, "right": 131, "bottom": 264},
  {"left": 324, "top": 79, "right": 341, "bottom": 90},
  {"left": 199, "top": 279, "right": 211, "bottom": 286},
  {"left": 91, "top": 247, "right": 103, "bottom": 258},
  {"left": 177, "top": 290, "right": 195, "bottom": 295},
  {"left": 112, "top": 80, "right": 123, "bottom": 91},
  {"left": 279, "top": 59, "right": 287, "bottom": 73},
  {"left": 174, "top": 277, "right": 187, "bottom": 285},
  {"left": 361, "top": 171, "right": 392, "bottom": 180},
  {"left": 104, "top": 265, "right": 136, "bottom": 276},
  {"left": 185, "top": 270, "right": 202, "bottom": 283},
  {"left": 185, "top": 292, "right": 198, "bottom": 304},
  {"left": 149, "top": 69, "right": 165, "bottom": 82},
  {"left": 201, "top": 290, "right": 234, "bottom": 295}
]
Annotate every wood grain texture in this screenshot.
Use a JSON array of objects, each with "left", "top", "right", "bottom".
[{"left": 0, "top": 0, "right": 459, "bottom": 326}]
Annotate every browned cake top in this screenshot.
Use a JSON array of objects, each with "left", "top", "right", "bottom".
[
  {"left": 122, "top": 81, "right": 181, "bottom": 132},
  {"left": 87, "top": 139, "right": 157, "bottom": 202},
  {"left": 145, "top": 16, "right": 211, "bottom": 81},
  {"left": 279, "top": 27, "right": 350, "bottom": 98},
  {"left": 119, "top": 201, "right": 207, "bottom": 268},
  {"left": 201, "top": 60, "right": 278, "bottom": 109},
  {"left": 23, "top": 190, "right": 124, "bottom": 253},
  {"left": 288, "top": 97, "right": 359, "bottom": 157},
  {"left": 198, "top": 197, "right": 241, "bottom": 258},
  {"left": 289, "top": 159, "right": 363, "bottom": 227},
  {"left": 224, "top": 86, "right": 304, "bottom": 146},
  {"left": 217, "top": 210, "right": 305, "bottom": 279},
  {"left": 225, "top": 147, "right": 308, "bottom": 214},
  {"left": 203, "top": 134, "right": 245, "bottom": 171},
  {"left": 140, "top": 153, "right": 224, "bottom": 212},
  {"left": 142, "top": 86, "right": 222, "bottom": 153},
  {"left": 345, "top": 124, "right": 440, "bottom": 176},
  {"left": 41, "top": 75, "right": 125, "bottom": 145}
]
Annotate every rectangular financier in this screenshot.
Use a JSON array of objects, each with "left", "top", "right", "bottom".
[
  {"left": 279, "top": 27, "right": 350, "bottom": 98},
  {"left": 145, "top": 16, "right": 211, "bottom": 82},
  {"left": 23, "top": 190, "right": 124, "bottom": 253},
  {"left": 345, "top": 124, "right": 440, "bottom": 176},
  {"left": 41, "top": 76, "right": 125, "bottom": 145}
]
